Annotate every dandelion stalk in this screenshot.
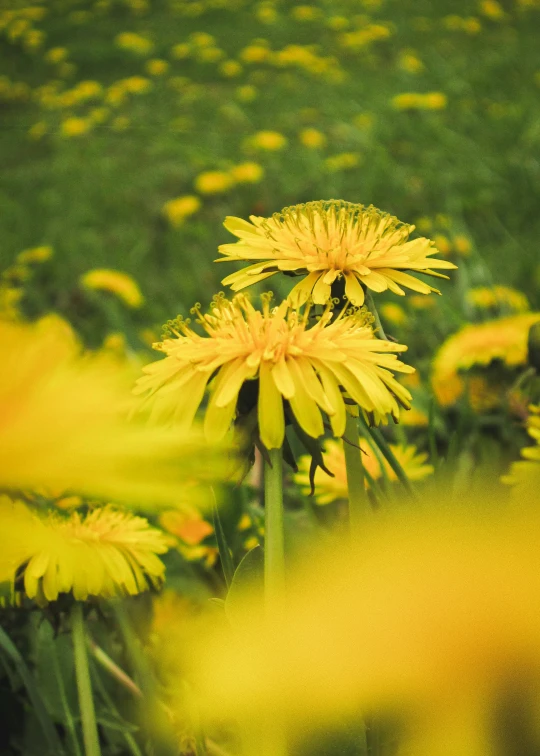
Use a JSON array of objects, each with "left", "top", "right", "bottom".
[
  {"left": 343, "top": 412, "right": 370, "bottom": 529},
  {"left": 71, "top": 603, "right": 101, "bottom": 756},
  {"left": 261, "top": 447, "right": 287, "bottom": 756},
  {"left": 365, "top": 290, "right": 388, "bottom": 340}
]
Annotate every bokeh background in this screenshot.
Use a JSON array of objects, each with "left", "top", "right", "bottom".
[{"left": 2, "top": 0, "right": 539, "bottom": 346}]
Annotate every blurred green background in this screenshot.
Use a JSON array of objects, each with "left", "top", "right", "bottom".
[{"left": 1, "top": 0, "right": 539, "bottom": 345}]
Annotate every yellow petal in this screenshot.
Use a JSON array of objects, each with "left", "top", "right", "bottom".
[
  {"left": 288, "top": 360, "right": 324, "bottom": 439},
  {"left": 258, "top": 361, "right": 285, "bottom": 449}
]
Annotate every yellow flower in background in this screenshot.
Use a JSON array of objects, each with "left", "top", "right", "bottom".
[
  {"left": 16, "top": 245, "right": 53, "bottom": 264},
  {"left": 0, "top": 317, "right": 225, "bottom": 505},
  {"left": 248, "top": 130, "right": 287, "bottom": 150},
  {"left": 44, "top": 46, "right": 68, "bottom": 64},
  {"left": 432, "top": 313, "right": 540, "bottom": 406},
  {"left": 145, "top": 58, "right": 169, "bottom": 76},
  {"left": 480, "top": 0, "right": 506, "bottom": 19},
  {"left": 235, "top": 84, "right": 258, "bottom": 102},
  {"left": 115, "top": 31, "right": 153, "bottom": 55},
  {"left": 398, "top": 50, "right": 424, "bottom": 73},
  {"left": 28, "top": 121, "right": 47, "bottom": 140},
  {"left": 240, "top": 43, "right": 270, "bottom": 64},
  {"left": 325, "top": 152, "right": 361, "bottom": 172},
  {"left": 81, "top": 268, "right": 144, "bottom": 308},
  {"left": 135, "top": 294, "right": 414, "bottom": 450},
  {"left": 229, "top": 162, "right": 264, "bottom": 184},
  {"left": 290, "top": 5, "right": 321, "bottom": 21},
  {"left": 219, "top": 59, "right": 242, "bottom": 77},
  {"left": 160, "top": 506, "right": 217, "bottom": 565},
  {"left": 453, "top": 234, "right": 472, "bottom": 256},
  {"left": 218, "top": 200, "right": 456, "bottom": 307},
  {"left": 467, "top": 286, "right": 529, "bottom": 313},
  {"left": 61, "top": 117, "right": 91, "bottom": 137},
  {"left": 379, "top": 302, "right": 408, "bottom": 327},
  {"left": 0, "top": 500, "right": 168, "bottom": 605},
  {"left": 295, "top": 439, "right": 433, "bottom": 503},
  {"left": 392, "top": 92, "right": 447, "bottom": 110},
  {"left": 171, "top": 42, "right": 191, "bottom": 59},
  {"left": 504, "top": 406, "right": 540, "bottom": 497},
  {"left": 194, "top": 170, "right": 234, "bottom": 195},
  {"left": 122, "top": 75, "right": 152, "bottom": 94},
  {"left": 299, "top": 127, "right": 327, "bottom": 148},
  {"left": 111, "top": 116, "right": 130, "bottom": 131},
  {"left": 162, "top": 195, "right": 201, "bottom": 227}
]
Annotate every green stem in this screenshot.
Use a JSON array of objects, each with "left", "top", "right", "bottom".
[
  {"left": 359, "top": 419, "right": 417, "bottom": 500},
  {"left": 51, "top": 642, "right": 83, "bottom": 756},
  {"left": 264, "top": 448, "right": 285, "bottom": 609},
  {"left": 262, "top": 448, "right": 287, "bottom": 756},
  {"left": 343, "top": 413, "right": 370, "bottom": 530},
  {"left": 365, "top": 290, "right": 387, "bottom": 340},
  {"left": 71, "top": 604, "right": 101, "bottom": 756}
]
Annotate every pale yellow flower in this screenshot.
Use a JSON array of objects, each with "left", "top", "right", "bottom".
[
  {"left": 61, "top": 117, "right": 91, "bottom": 137},
  {"left": 299, "top": 127, "right": 326, "bottom": 148},
  {"left": 218, "top": 200, "right": 456, "bottom": 307},
  {"left": 162, "top": 195, "right": 201, "bottom": 227},
  {"left": 115, "top": 31, "right": 153, "bottom": 55},
  {"left": 194, "top": 170, "right": 234, "bottom": 195},
  {"left": 248, "top": 130, "right": 287, "bottom": 150},
  {"left": 81, "top": 269, "right": 144, "bottom": 308},
  {"left": 16, "top": 245, "right": 53, "bottom": 264},
  {"left": 145, "top": 58, "right": 169, "bottom": 76},
  {"left": 229, "top": 162, "right": 264, "bottom": 184}
]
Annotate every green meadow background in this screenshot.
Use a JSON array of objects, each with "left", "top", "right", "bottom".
[{"left": 1, "top": 0, "right": 539, "bottom": 346}]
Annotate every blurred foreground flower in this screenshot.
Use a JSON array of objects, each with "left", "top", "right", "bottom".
[
  {"left": 503, "top": 405, "right": 540, "bottom": 498},
  {"left": 81, "top": 268, "right": 144, "bottom": 308},
  {"left": 135, "top": 293, "right": 413, "bottom": 449},
  {"left": 295, "top": 438, "right": 433, "bottom": 503},
  {"left": 0, "top": 499, "right": 168, "bottom": 605},
  {"left": 432, "top": 313, "right": 540, "bottom": 406},
  {"left": 172, "top": 500, "right": 540, "bottom": 750},
  {"left": 0, "top": 317, "right": 226, "bottom": 504},
  {"left": 218, "top": 200, "right": 456, "bottom": 306}
]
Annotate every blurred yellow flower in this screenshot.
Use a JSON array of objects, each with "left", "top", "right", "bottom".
[
  {"left": 327, "top": 15, "right": 349, "bottom": 30},
  {"left": 290, "top": 5, "right": 321, "bottom": 21},
  {"left": 194, "top": 170, "right": 234, "bottom": 195},
  {"left": 0, "top": 317, "right": 223, "bottom": 505},
  {"left": 189, "top": 31, "right": 215, "bottom": 47},
  {"left": 115, "top": 31, "right": 153, "bottom": 55},
  {"left": 16, "top": 245, "right": 53, "bottom": 264},
  {"left": 248, "top": 130, "right": 287, "bottom": 150},
  {"left": 145, "top": 58, "right": 169, "bottom": 76},
  {"left": 28, "top": 121, "right": 47, "bottom": 140},
  {"left": 218, "top": 200, "right": 456, "bottom": 307},
  {"left": 135, "top": 294, "right": 413, "bottom": 449},
  {"left": 467, "top": 286, "right": 529, "bottom": 313},
  {"left": 295, "top": 439, "right": 433, "bottom": 503},
  {"left": 235, "top": 84, "right": 258, "bottom": 102},
  {"left": 162, "top": 195, "right": 201, "bottom": 227},
  {"left": 380, "top": 302, "right": 408, "bottom": 327},
  {"left": 504, "top": 406, "right": 540, "bottom": 497},
  {"left": 398, "top": 50, "right": 424, "bottom": 73},
  {"left": 122, "top": 75, "right": 152, "bottom": 93},
  {"left": 392, "top": 92, "right": 447, "bottom": 110},
  {"left": 480, "top": 0, "right": 506, "bottom": 19},
  {"left": 453, "top": 234, "right": 472, "bottom": 256},
  {"left": 423, "top": 91, "right": 448, "bottom": 110},
  {"left": 159, "top": 506, "right": 216, "bottom": 565},
  {"left": 111, "top": 115, "right": 130, "bottom": 131},
  {"left": 325, "top": 152, "right": 361, "bottom": 172},
  {"left": 219, "top": 59, "right": 242, "bottom": 77},
  {"left": 44, "top": 46, "right": 68, "bottom": 64},
  {"left": 81, "top": 269, "right": 144, "bottom": 308},
  {"left": 0, "top": 500, "right": 168, "bottom": 605},
  {"left": 432, "top": 313, "right": 540, "bottom": 406},
  {"left": 61, "top": 117, "right": 91, "bottom": 137},
  {"left": 432, "top": 234, "right": 451, "bottom": 255},
  {"left": 299, "top": 127, "right": 326, "bottom": 148},
  {"left": 229, "top": 162, "right": 264, "bottom": 184},
  {"left": 171, "top": 43, "right": 191, "bottom": 59}
]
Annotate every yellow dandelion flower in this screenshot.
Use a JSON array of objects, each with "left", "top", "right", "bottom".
[
  {"left": 16, "top": 245, "right": 53, "bottom": 264},
  {"left": 480, "top": 0, "right": 506, "bottom": 19},
  {"left": 433, "top": 234, "right": 451, "bottom": 255},
  {"left": 229, "top": 162, "right": 264, "bottom": 184},
  {"left": 432, "top": 314, "right": 540, "bottom": 406},
  {"left": 115, "top": 31, "right": 153, "bottom": 55},
  {"left": 453, "top": 234, "right": 472, "bottom": 256},
  {"left": 171, "top": 42, "right": 191, "bottom": 59},
  {"left": 145, "top": 58, "right": 169, "bottom": 76},
  {"left": 219, "top": 59, "right": 242, "bottom": 77},
  {"left": 467, "top": 286, "right": 530, "bottom": 313},
  {"left": 122, "top": 75, "right": 152, "bottom": 94},
  {"left": 81, "top": 268, "right": 144, "bottom": 308},
  {"left": 162, "top": 195, "right": 201, "bottom": 227},
  {"left": 248, "top": 130, "right": 287, "bottom": 150},
  {"left": 295, "top": 438, "right": 433, "bottom": 503},
  {"left": 379, "top": 302, "right": 407, "bottom": 327},
  {"left": 236, "top": 84, "right": 258, "bottom": 102},
  {"left": 0, "top": 499, "right": 168, "bottom": 605},
  {"left": 324, "top": 152, "right": 361, "bottom": 172},
  {"left": 400, "top": 406, "right": 429, "bottom": 427},
  {"left": 467, "top": 375, "right": 501, "bottom": 412},
  {"left": 159, "top": 506, "right": 216, "bottom": 565},
  {"left": 61, "top": 117, "right": 91, "bottom": 137},
  {"left": 0, "top": 317, "right": 224, "bottom": 505},
  {"left": 134, "top": 293, "right": 414, "bottom": 450},
  {"left": 44, "top": 46, "right": 68, "bottom": 64},
  {"left": 194, "top": 170, "right": 234, "bottom": 195},
  {"left": 217, "top": 200, "right": 456, "bottom": 308},
  {"left": 504, "top": 406, "right": 540, "bottom": 497},
  {"left": 290, "top": 5, "right": 321, "bottom": 21},
  {"left": 299, "top": 127, "right": 326, "bottom": 149},
  {"left": 423, "top": 91, "right": 448, "bottom": 110}
]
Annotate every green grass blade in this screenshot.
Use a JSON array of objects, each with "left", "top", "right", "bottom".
[{"left": 211, "top": 488, "right": 235, "bottom": 589}]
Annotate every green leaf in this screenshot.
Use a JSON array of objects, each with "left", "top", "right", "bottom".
[
  {"left": 225, "top": 545, "right": 264, "bottom": 627},
  {"left": 212, "top": 493, "right": 235, "bottom": 589},
  {"left": 0, "top": 624, "right": 65, "bottom": 755}
]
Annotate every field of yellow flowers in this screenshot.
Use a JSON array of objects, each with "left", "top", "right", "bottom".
[{"left": 2, "top": 0, "right": 540, "bottom": 755}]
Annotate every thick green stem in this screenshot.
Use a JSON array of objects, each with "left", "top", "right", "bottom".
[
  {"left": 344, "top": 413, "right": 370, "bottom": 530},
  {"left": 261, "top": 448, "right": 287, "bottom": 756},
  {"left": 71, "top": 604, "right": 101, "bottom": 756},
  {"left": 263, "top": 448, "right": 285, "bottom": 609}
]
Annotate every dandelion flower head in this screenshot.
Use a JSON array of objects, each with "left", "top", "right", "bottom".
[
  {"left": 0, "top": 499, "right": 168, "bottom": 605},
  {"left": 217, "top": 200, "right": 456, "bottom": 307},
  {"left": 135, "top": 293, "right": 414, "bottom": 450}
]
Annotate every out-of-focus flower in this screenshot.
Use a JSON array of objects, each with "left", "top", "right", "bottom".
[
  {"left": 299, "top": 127, "right": 327, "bottom": 148},
  {"left": 240, "top": 42, "right": 270, "bottom": 64},
  {"left": 219, "top": 60, "right": 242, "bottom": 77},
  {"left": 160, "top": 506, "right": 216, "bottom": 565},
  {"left": 218, "top": 200, "right": 456, "bottom": 307},
  {"left": 392, "top": 92, "right": 447, "bottom": 110},
  {"left": 0, "top": 317, "right": 225, "bottom": 505},
  {"left": 44, "top": 46, "right": 68, "bottom": 64},
  {"left": 290, "top": 5, "right": 321, "bottom": 21},
  {"left": 324, "top": 152, "right": 361, "bottom": 171},
  {"left": 229, "top": 162, "right": 264, "bottom": 184},
  {"left": 504, "top": 406, "right": 540, "bottom": 497},
  {"left": 398, "top": 50, "right": 424, "bottom": 73},
  {"left": 0, "top": 499, "right": 168, "bottom": 605},
  {"left": 145, "top": 58, "right": 169, "bottom": 76},
  {"left": 61, "top": 117, "right": 92, "bottom": 137},
  {"left": 115, "top": 31, "right": 153, "bottom": 55},
  {"left": 135, "top": 293, "right": 414, "bottom": 449},
  {"left": 480, "top": 0, "right": 506, "bottom": 19},
  {"left": 380, "top": 302, "right": 408, "bottom": 327},
  {"left": 247, "top": 130, "right": 287, "bottom": 150},
  {"left": 81, "top": 268, "right": 144, "bottom": 308},
  {"left": 432, "top": 314, "right": 540, "bottom": 406},
  {"left": 194, "top": 170, "right": 234, "bottom": 195},
  {"left": 467, "top": 286, "right": 529, "bottom": 313},
  {"left": 16, "top": 245, "right": 53, "bottom": 264},
  {"left": 295, "top": 438, "right": 433, "bottom": 503},
  {"left": 162, "top": 195, "right": 201, "bottom": 227},
  {"left": 236, "top": 84, "right": 258, "bottom": 102}
]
